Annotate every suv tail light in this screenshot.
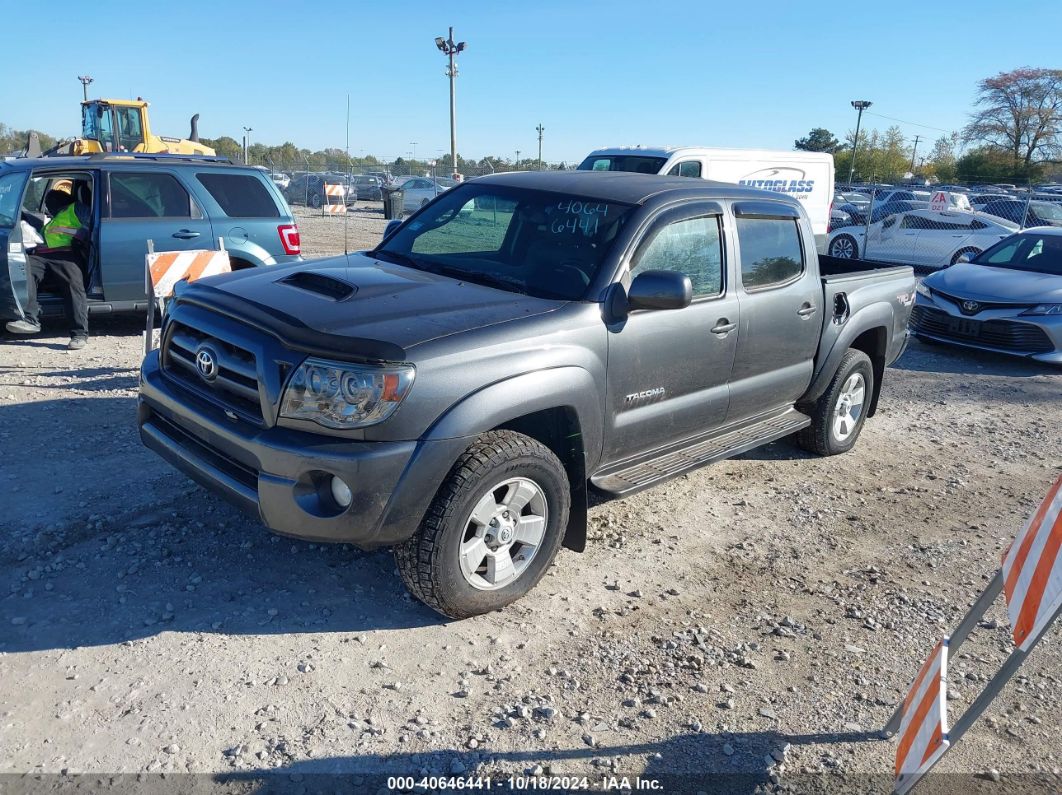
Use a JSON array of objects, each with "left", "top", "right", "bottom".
[{"left": 278, "top": 224, "right": 301, "bottom": 255}]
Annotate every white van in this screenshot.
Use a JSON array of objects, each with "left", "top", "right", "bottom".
[{"left": 578, "top": 146, "right": 835, "bottom": 249}]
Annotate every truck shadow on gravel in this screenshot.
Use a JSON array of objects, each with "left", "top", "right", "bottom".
[
  {"left": 2, "top": 482, "right": 446, "bottom": 652},
  {"left": 220, "top": 727, "right": 889, "bottom": 794}
]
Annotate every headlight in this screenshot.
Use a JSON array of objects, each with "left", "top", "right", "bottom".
[
  {"left": 279, "top": 358, "right": 414, "bottom": 429},
  {"left": 915, "top": 281, "right": 933, "bottom": 298},
  {"left": 1021, "top": 304, "right": 1062, "bottom": 316}
]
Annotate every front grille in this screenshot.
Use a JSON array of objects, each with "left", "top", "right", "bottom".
[
  {"left": 932, "top": 289, "right": 1034, "bottom": 315},
  {"left": 163, "top": 321, "right": 264, "bottom": 422},
  {"left": 911, "top": 306, "right": 1054, "bottom": 353}
]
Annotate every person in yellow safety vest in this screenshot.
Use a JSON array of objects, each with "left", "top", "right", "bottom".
[{"left": 4, "top": 185, "right": 92, "bottom": 350}]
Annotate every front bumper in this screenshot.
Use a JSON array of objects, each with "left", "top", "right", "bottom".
[
  {"left": 139, "top": 351, "right": 465, "bottom": 549},
  {"left": 910, "top": 295, "right": 1062, "bottom": 365}
]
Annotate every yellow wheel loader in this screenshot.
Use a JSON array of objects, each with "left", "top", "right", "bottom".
[{"left": 41, "top": 99, "right": 216, "bottom": 157}]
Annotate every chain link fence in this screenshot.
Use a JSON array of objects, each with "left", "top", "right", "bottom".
[{"left": 827, "top": 176, "right": 1062, "bottom": 269}]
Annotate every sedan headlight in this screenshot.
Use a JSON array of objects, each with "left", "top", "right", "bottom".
[
  {"left": 915, "top": 281, "right": 933, "bottom": 298},
  {"left": 279, "top": 358, "right": 415, "bottom": 429},
  {"left": 1021, "top": 304, "right": 1062, "bottom": 316}
]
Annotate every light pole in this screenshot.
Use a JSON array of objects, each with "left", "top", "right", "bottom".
[
  {"left": 410, "top": 142, "right": 417, "bottom": 174},
  {"left": 536, "top": 123, "right": 544, "bottom": 170},
  {"left": 908, "top": 134, "right": 921, "bottom": 174},
  {"left": 847, "top": 100, "right": 872, "bottom": 187},
  {"left": 77, "top": 75, "right": 93, "bottom": 102},
  {"left": 515, "top": 150, "right": 521, "bottom": 171},
  {"left": 242, "top": 126, "right": 253, "bottom": 164},
  {"left": 435, "top": 27, "right": 466, "bottom": 180}
]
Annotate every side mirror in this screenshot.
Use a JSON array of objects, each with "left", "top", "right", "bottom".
[
  {"left": 627, "top": 270, "right": 693, "bottom": 311},
  {"left": 955, "top": 252, "right": 973, "bottom": 264},
  {"left": 383, "top": 219, "right": 402, "bottom": 240}
]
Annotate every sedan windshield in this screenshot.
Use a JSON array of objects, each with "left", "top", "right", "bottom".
[
  {"left": 974, "top": 232, "right": 1062, "bottom": 276},
  {"left": 374, "top": 185, "right": 634, "bottom": 300}
]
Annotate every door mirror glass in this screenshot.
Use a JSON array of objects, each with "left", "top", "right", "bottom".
[
  {"left": 627, "top": 270, "right": 692, "bottom": 311},
  {"left": 955, "top": 252, "right": 973, "bottom": 264}
]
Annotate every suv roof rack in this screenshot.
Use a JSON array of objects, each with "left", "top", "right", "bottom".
[{"left": 85, "top": 152, "right": 233, "bottom": 164}]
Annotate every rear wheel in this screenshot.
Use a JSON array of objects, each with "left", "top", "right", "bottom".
[
  {"left": 309, "top": 192, "right": 322, "bottom": 209},
  {"left": 394, "top": 431, "right": 570, "bottom": 619},
  {"left": 829, "top": 234, "right": 859, "bottom": 259},
  {"left": 798, "top": 349, "right": 874, "bottom": 456},
  {"left": 950, "top": 247, "right": 980, "bottom": 265}
]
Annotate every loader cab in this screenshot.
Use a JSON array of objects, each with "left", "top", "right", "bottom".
[{"left": 82, "top": 101, "right": 146, "bottom": 153}]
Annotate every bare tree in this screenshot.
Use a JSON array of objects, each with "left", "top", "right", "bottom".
[{"left": 964, "top": 67, "right": 1062, "bottom": 166}]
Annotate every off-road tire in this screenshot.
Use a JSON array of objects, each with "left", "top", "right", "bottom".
[
  {"left": 798, "top": 348, "right": 874, "bottom": 456},
  {"left": 394, "top": 431, "right": 570, "bottom": 619}
]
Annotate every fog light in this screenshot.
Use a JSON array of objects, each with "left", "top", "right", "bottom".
[{"left": 329, "top": 476, "right": 353, "bottom": 509}]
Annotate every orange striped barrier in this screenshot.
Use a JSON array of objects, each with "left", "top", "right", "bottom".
[
  {"left": 884, "top": 474, "right": 1062, "bottom": 794},
  {"left": 148, "top": 248, "right": 231, "bottom": 298},
  {"left": 893, "top": 640, "right": 949, "bottom": 795},
  {"left": 1002, "top": 475, "right": 1062, "bottom": 651},
  {"left": 323, "top": 182, "right": 346, "bottom": 215}
]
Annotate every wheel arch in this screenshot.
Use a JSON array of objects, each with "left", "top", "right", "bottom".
[
  {"left": 424, "top": 367, "right": 603, "bottom": 553},
  {"left": 804, "top": 308, "right": 892, "bottom": 417}
]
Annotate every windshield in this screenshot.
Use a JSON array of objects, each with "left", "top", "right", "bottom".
[
  {"left": 1032, "top": 201, "right": 1062, "bottom": 221},
  {"left": 974, "top": 232, "right": 1062, "bottom": 276},
  {"left": 374, "top": 185, "right": 634, "bottom": 300},
  {"left": 576, "top": 155, "right": 667, "bottom": 175}
]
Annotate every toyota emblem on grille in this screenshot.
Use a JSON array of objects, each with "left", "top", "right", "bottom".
[
  {"left": 195, "top": 346, "right": 219, "bottom": 381},
  {"left": 961, "top": 300, "right": 982, "bottom": 315}
]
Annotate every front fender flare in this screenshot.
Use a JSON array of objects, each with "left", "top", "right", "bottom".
[{"left": 804, "top": 302, "right": 894, "bottom": 408}]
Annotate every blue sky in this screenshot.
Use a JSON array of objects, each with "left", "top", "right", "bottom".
[{"left": 3, "top": 0, "right": 1060, "bottom": 165}]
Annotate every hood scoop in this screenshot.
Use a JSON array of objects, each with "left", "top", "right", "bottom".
[{"left": 277, "top": 271, "right": 358, "bottom": 301}]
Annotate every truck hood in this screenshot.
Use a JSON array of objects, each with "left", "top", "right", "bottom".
[
  {"left": 927, "top": 263, "right": 1062, "bottom": 304},
  {"left": 177, "top": 253, "right": 565, "bottom": 357}
]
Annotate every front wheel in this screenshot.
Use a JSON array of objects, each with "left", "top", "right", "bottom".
[
  {"left": 829, "top": 234, "right": 859, "bottom": 259},
  {"left": 797, "top": 349, "right": 874, "bottom": 456},
  {"left": 394, "top": 431, "right": 570, "bottom": 619}
]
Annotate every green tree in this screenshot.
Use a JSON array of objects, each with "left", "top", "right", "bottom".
[
  {"left": 956, "top": 146, "right": 1044, "bottom": 185},
  {"left": 964, "top": 67, "right": 1062, "bottom": 166},
  {"left": 794, "top": 128, "right": 841, "bottom": 153}
]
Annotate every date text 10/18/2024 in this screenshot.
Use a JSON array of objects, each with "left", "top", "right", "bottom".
[{"left": 386, "top": 775, "right": 664, "bottom": 791}]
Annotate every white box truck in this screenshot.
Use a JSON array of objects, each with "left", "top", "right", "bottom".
[{"left": 578, "top": 146, "right": 835, "bottom": 249}]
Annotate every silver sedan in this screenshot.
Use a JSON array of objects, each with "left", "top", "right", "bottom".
[
  {"left": 396, "top": 177, "right": 456, "bottom": 213},
  {"left": 910, "top": 227, "right": 1062, "bottom": 364}
]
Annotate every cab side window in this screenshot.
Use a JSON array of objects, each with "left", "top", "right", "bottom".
[
  {"left": 631, "top": 216, "right": 723, "bottom": 297},
  {"left": 109, "top": 172, "right": 193, "bottom": 218},
  {"left": 736, "top": 217, "right": 804, "bottom": 289},
  {"left": 667, "top": 161, "right": 703, "bottom": 178}
]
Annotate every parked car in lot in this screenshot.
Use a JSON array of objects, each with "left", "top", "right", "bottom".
[
  {"left": 285, "top": 173, "right": 355, "bottom": 208},
  {"left": 831, "top": 199, "right": 921, "bottom": 229},
  {"left": 0, "top": 154, "right": 301, "bottom": 324},
  {"left": 396, "top": 176, "right": 456, "bottom": 212},
  {"left": 979, "top": 199, "right": 1062, "bottom": 228},
  {"left": 270, "top": 172, "right": 291, "bottom": 191},
  {"left": 827, "top": 208, "right": 1017, "bottom": 267},
  {"left": 350, "top": 175, "right": 384, "bottom": 201},
  {"left": 137, "top": 171, "right": 914, "bottom": 618},
  {"left": 970, "top": 193, "right": 1013, "bottom": 210},
  {"left": 910, "top": 228, "right": 1062, "bottom": 363}
]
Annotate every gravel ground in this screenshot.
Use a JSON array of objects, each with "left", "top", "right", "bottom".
[{"left": 0, "top": 223, "right": 1060, "bottom": 792}]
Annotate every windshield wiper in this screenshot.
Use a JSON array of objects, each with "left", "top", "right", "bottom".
[{"left": 372, "top": 249, "right": 421, "bottom": 270}]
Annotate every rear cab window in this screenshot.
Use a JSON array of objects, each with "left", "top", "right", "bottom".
[
  {"left": 734, "top": 204, "right": 805, "bottom": 289},
  {"left": 195, "top": 172, "right": 281, "bottom": 218}
]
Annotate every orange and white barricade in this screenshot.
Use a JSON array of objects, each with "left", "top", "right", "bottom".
[
  {"left": 142, "top": 238, "right": 231, "bottom": 354},
  {"left": 323, "top": 182, "right": 346, "bottom": 214},
  {"left": 884, "top": 474, "right": 1062, "bottom": 794}
]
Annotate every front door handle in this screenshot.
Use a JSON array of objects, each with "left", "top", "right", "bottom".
[
  {"left": 172, "top": 230, "right": 201, "bottom": 239},
  {"left": 711, "top": 319, "right": 737, "bottom": 335},
  {"left": 797, "top": 304, "right": 818, "bottom": 318}
]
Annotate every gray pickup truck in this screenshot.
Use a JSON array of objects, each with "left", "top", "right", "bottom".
[{"left": 138, "top": 171, "right": 915, "bottom": 618}]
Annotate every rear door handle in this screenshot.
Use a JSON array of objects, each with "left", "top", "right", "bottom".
[
  {"left": 711, "top": 319, "right": 736, "bottom": 335},
  {"left": 172, "top": 230, "right": 201, "bottom": 239},
  {"left": 797, "top": 304, "right": 818, "bottom": 318}
]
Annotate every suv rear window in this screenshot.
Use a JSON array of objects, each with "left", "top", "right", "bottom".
[{"left": 196, "top": 173, "right": 280, "bottom": 218}]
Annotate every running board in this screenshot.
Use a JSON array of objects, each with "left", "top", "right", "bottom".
[{"left": 591, "top": 409, "right": 811, "bottom": 497}]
